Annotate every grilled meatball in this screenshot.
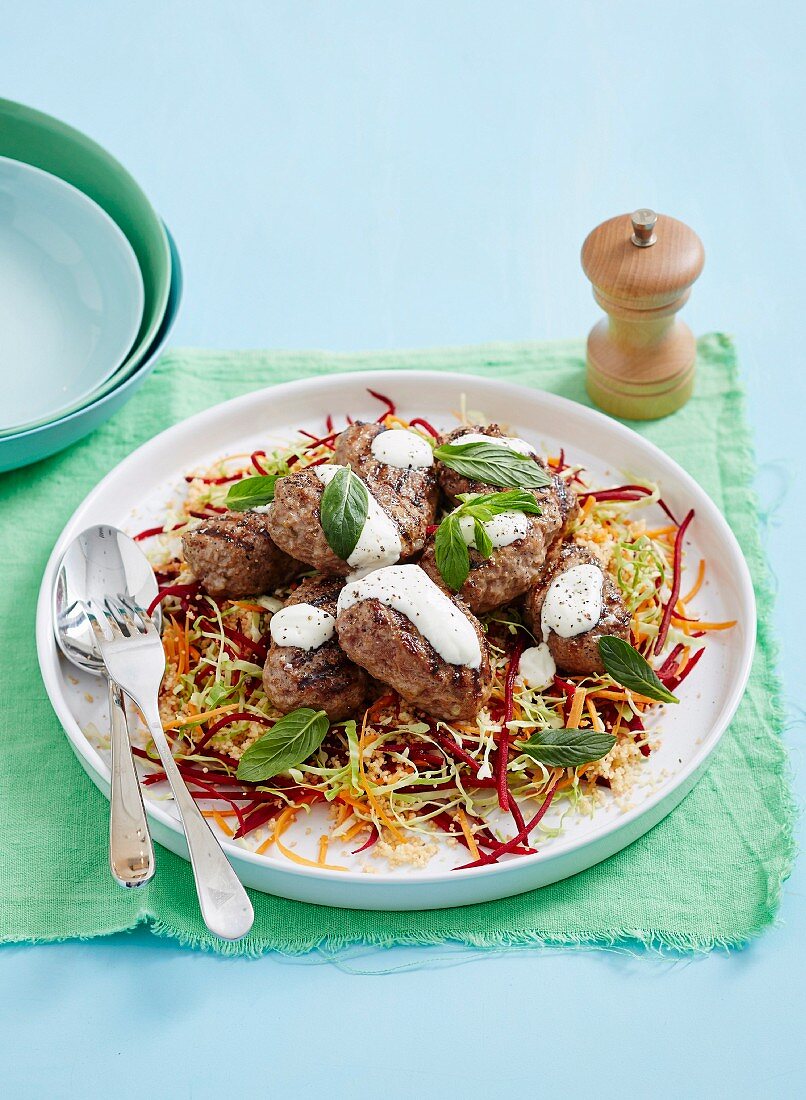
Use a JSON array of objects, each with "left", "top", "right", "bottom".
[
  {"left": 267, "top": 468, "right": 347, "bottom": 574},
  {"left": 523, "top": 542, "right": 630, "bottom": 675},
  {"left": 268, "top": 431, "right": 434, "bottom": 575},
  {"left": 263, "top": 577, "right": 368, "bottom": 721},
  {"left": 182, "top": 510, "right": 300, "bottom": 599},
  {"left": 331, "top": 422, "right": 438, "bottom": 554},
  {"left": 419, "top": 473, "right": 580, "bottom": 615},
  {"left": 335, "top": 575, "right": 493, "bottom": 721},
  {"left": 420, "top": 518, "right": 551, "bottom": 615}
]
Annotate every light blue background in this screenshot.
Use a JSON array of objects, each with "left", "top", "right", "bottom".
[{"left": 2, "top": 3, "right": 804, "bottom": 1096}]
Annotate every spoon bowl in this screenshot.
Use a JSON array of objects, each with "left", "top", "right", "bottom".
[{"left": 53, "top": 525, "right": 160, "bottom": 888}]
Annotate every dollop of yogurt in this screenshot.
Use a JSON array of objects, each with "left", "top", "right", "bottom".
[
  {"left": 270, "top": 603, "right": 336, "bottom": 650},
  {"left": 518, "top": 643, "right": 556, "bottom": 690},
  {"left": 337, "top": 564, "right": 482, "bottom": 669},
  {"left": 370, "top": 428, "right": 434, "bottom": 470},
  {"left": 316, "top": 464, "right": 402, "bottom": 575},
  {"left": 458, "top": 511, "right": 530, "bottom": 550},
  {"left": 541, "top": 563, "right": 603, "bottom": 639},
  {"left": 453, "top": 431, "right": 537, "bottom": 456}
]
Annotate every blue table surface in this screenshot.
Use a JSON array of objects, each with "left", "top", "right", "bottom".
[{"left": 2, "top": 3, "right": 804, "bottom": 1096}]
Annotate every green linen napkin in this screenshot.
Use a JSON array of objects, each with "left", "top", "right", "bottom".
[{"left": 0, "top": 334, "right": 794, "bottom": 955}]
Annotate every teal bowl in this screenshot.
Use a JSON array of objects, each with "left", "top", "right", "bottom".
[
  {"left": 0, "top": 227, "right": 182, "bottom": 473},
  {"left": 0, "top": 97, "right": 171, "bottom": 433}
]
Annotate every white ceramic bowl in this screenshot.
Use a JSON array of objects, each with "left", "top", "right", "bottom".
[{"left": 36, "top": 372, "right": 755, "bottom": 910}]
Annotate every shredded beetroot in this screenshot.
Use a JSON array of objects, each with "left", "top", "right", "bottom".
[
  {"left": 250, "top": 450, "right": 269, "bottom": 475},
  {"left": 233, "top": 802, "right": 281, "bottom": 839},
  {"left": 664, "top": 646, "right": 705, "bottom": 691},
  {"left": 454, "top": 776, "right": 562, "bottom": 869},
  {"left": 654, "top": 508, "right": 695, "bottom": 656},
  {"left": 299, "top": 428, "right": 336, "bottom": 450},
  {"left": 222, "top": 626, "right": 269, "bottom": 662},
  {"left": 425, "top": 524, "right": 440, "bottom": 536},
  {"left": 188, "top": 506, "right": 227, "bottom": 519},
  {"left": 352, "top": 825, "right": 379, "bottom": 855},
  {"left": 367, "top": 388, "right": 396, "bottom": 421},
  {"left": 658, "top": 642, "right": 685, "bottom": 679},
  {"left": 433, "top": 731, "right": 481, "bottom": 774},
  {"left": 184, "top": 471, "right": 243, "bottom": 485},
  {"left": 658, "top": 498, "right": 680, "bottom": 526},
  {"left": 195, "top": 710, "right": 274, "bottom": 753},
  {"left": 409, "top": 416, "right": 440, "bottom": 439},
  {"left": 496, "top": 639, "right": 525, "bottom": 812},
  {"left": 325, "top": 413, "right": 334, "bottom": 433},
  {"left": 134, "top": 521, "right": 187, "bottom": 542},
  {"left": 147, "top": 582, "right": 201, "bottom": 617}
]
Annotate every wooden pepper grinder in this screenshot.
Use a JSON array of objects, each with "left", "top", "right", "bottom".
[{"left": 581, "top": 209, "right": 704, "bottom": 419}]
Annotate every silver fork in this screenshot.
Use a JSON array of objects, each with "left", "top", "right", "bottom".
[{"left": 85, "top": 595, "right": 254, "bottom": 941}]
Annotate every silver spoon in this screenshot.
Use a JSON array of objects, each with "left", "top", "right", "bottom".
[{"left": 53, "top": 525, "right": 159, "bottom": 888}]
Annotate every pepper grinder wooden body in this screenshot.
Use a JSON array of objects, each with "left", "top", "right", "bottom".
[{"left": 581, "top": 210, "right": 705, "bottom": 420}]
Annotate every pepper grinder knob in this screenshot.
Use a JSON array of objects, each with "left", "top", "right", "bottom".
[{"left": 581, "top": 209, "right": 705, "bottom": 420}]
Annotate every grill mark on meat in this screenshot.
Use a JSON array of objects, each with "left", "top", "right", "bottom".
[
  {"left": 268, "top": 423, "right": 438, "bottom": 573},
  {"left": 263, "top": 576, "right": 368, "bottom": 721},
  {"left": 336, "top": 580, "right": 492, "bottom": 721},
  {"left": 182, "top": 510, "right": 301, "bottom": 598}
]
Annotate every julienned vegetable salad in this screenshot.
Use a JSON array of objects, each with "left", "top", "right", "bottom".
[{"left": 125, "top": 391, "right": 735, "bottom": 872}]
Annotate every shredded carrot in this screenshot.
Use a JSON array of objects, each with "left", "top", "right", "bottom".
[
  {"left": 233, "top": 601, "right": 269, "bottom": 613},
  {"left": 672, "top": 616, "right": 737, "bottom": 634},
  {"left": 201, "top": 809, "right": 238, "bottom": 819},
  {"left": 337, "top": 793, "right": 371, "bottom": 816},
  {"left": 592, "top": 689, "right": 656, "bottom": 706},
  {"left": 586, "top": 696, "right": 604, "bottom": 732},
  {"left": 256, "top": 805, "right": 297, "bottom": 855},
  {"left": 456, "top": 808, "right": 480, "bottom": 860},
  {"left": 341, "top": 820, "right": 368, "bottom": 843},
  {"left": 163, "top": 704, "right": 241, "bottom": 730},
  {"left": 681, "top": 558, "right": 706, "bottom": 604},
  {"left": 644, "top": 525, "right": 676, "bottom": 539},
  {"left": 276, "top": 836, "right": 347, "bottom": 871},
  {"left": 335, "top": 801, "right": 352, "bottom": 828},
  {"left": 317, "top": 834, "right": 330, "bottom": 865},
  {"left": 213, "top": 811, "right": 234, "bottom": 837},
  {"left": 568, "top": 686, "right": 586, "bottom": 729},
  {"left": 384, "top": 415, "right": 412, "bottom": 430}
]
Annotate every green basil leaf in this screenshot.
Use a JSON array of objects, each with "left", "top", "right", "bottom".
[
  {"left": 598, "top": 635, "right": 680, "bottom": 704},
  {"left": 236, "top": 708, "right": 330, "bottom": 782},
  {"left": 517, "top": 727, "right": 616, "bottom": 768},
  {"left": 473, "top": 517, "right": 494, "bottom": 559},
  {"left": 435, "top": 513, "right": 470, "bottom": 591},
  {"left": 225, "top": 474, "right": 278, "bottom": 511},
  {"left": 433, "top": 442, "right": 551, "bottom": 490},
  {"left": 456, "top": 489, "right": 543, "bottom": 517},
  {"left": 319, "top": 466, "right": 369, "bottom": 561}
]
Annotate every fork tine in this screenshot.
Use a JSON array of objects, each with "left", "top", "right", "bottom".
[
  {"left": 85, "top": 599, "right": 120, "bottom": 641},
  {"left": 121, "top": 596, "right": 159, "bottom": 637},
  {"left": 102, "top": 597, "right": 135, "bottom": 639}
]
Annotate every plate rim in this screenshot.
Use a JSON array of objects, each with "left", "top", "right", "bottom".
[
  {"left": 36, "top": 368, "right": 757, "bottom": 889},
  {"left": 0, "top": 154, "right": 145, "bottom": 433}
]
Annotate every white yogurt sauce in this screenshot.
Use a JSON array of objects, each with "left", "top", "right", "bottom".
[
  {"left": 458, "top": 510, "right": 530, "bottom": 550},
  {"left": 316, "top": 464, "right": 402, "bottom": 574},
  {"left": 337, "top": 564, "right": 482, "bottom": 669},
  {"left": 453, "top": 430, "right": 537, "bottom": 457},
  {"left": 270, "top": 603, "right": 336, "bottom": 650},
  {"left": 370, "top": 428, "right": 434, "bottom": 470},
  {"left": 518, "top": 643, "right": 557, "bottom": 690},
  {"left": 541, "top": 563, "right": 603, "bottom": 640}
]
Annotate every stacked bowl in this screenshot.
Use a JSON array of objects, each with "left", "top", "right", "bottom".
[{"left": 0, "top": 98, "right": 183, "bottom": 472}]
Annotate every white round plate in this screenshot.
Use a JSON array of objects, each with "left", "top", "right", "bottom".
[
  {"left": 0, "top": 157, "right": 144, "bottom": 433},
  {"left": 36, "top": 372, "right": 755, "bottom": 910}
]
